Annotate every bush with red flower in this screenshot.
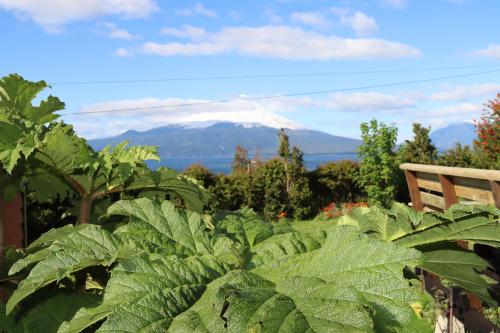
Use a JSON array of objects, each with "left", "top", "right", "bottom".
[{"left": 474, "top": 93, "right": 499, "bottom": 162}]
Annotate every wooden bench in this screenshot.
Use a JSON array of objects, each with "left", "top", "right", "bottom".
[{"left": 400, "top": 163, "right": 500, "bottom": 211}]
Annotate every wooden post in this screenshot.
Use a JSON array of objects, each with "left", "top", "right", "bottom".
[
  {"left": 0, "top": 193, "right": 24, "bottom": 302},
  {"left": 490, "top": 180, "right": 500, "bottom": 209},
  {"left": 438, "top": 174, "right": 458, "bottom": 209},
  {"left": 0, "top": 193, "right": 24, "bottom": 249},
  {"left": 404, "top": 170, "right": 424, "bottom": 211}
]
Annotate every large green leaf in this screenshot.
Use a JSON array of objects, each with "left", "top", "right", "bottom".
[
  {"left": 170, "top": 270, "right": 374, "bottom": 333},
  {"left": 59, "top": 254, "right": 229, "bottom": 333},
  {"left": 168, "top": 227, "right": 425, "bottom": 333},
  {"left": 214, "top": 208, "right": 274, "bottom": 248},
  {"left": 107, "top": 198, "right": 213, "bottom": 256},
  {"left": 420, "top": 245, "right": 496, "bottom": 305},
  {"left": 342, "top": 203, "right": 500, "bottom": 305},
  {"left": 0, "top": 74, "right": 63, "bottom": 174},
  {"left": 0, "top": 74, "right": 62, "bottom": 123},
  {"left": 6, "top": 225, "right": 121, "bottom": 314},
  {"left": 34, "top": 123, "right": 92, "bottom": 183},
  {"left": 3, "top": 292, "right": 100, "bottom": 333},
  {"left": 248, "top": 231, "right": 325, "bottom": 268},
  {"left": 254, "top": 227, "right": 423, "bottom": 332},
  {"left": 130, "top": 167, "right": 209, "bottom": 213},
  {"left": 395, "top": 210, "right": 500, "bottom": 248}
]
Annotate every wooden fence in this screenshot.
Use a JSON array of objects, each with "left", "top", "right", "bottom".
[{"left": 400, "top": 163, "right": 500, "bottom": 211}]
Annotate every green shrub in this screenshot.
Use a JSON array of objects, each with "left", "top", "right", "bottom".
[
  {"left": 181, "top": 163, "right": 217, "bottom": 188},
  {"left": 309, "top": 160, "right": 363, "bottom": 211}
]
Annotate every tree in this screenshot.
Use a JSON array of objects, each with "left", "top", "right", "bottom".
[
  {"left": 278, "top": 128, "right": 292, "bottom": 192},
  {"left": 357, "top": 119, "right": 398, "bottom": 207},
  {"left": 250, "top": 148, "right": 263, "bottom": 173},
  {"left": 437, "top": 143, "right": 480, "bottom": 168},
  {"left": 231, "top": 144, "right": 250, "bottom": 175},
  {"left": 397, "top": 123, "right": 437, "bottom": 164},
  {"left": 182, "top": 163, "right": 216, "bottom": 188},
  {"left": 288, "top": 146, "right": 313, "bottom": 219},
  {"left": 255, "top": 159, "right": 288, "bottom": 220},
  {"left": 474, "top": 93, "right": 499, "bottom": 164}
]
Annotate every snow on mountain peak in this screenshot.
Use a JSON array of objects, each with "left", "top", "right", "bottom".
[{"left": 165, "top": 111, "right": 305, "bottom": 130}]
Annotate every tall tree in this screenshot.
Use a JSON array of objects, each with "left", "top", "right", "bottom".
[
  {"left": 357, "top": 119, "right": 398, "bottom": 207},
  {"left": 250, "top": 148, "right": 263, "bottom": 173},
  {"left": 397, "top": 123, "right": 437, "bottom": 164},
  {"left": 278, "top": 128, "right": 291, "bottom": 192},
  {"left": 231, "top": 144, "right": 250, "bottom": 175},
  {"left": 288, "top": 146, "right": 313, "bottom": 219}
]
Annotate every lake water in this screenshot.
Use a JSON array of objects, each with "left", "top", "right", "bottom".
[{"left": 149, "top": 153, "right": 358, "bottom": 174}]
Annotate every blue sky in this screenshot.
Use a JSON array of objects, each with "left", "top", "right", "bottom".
[{"left": 1, "top": 0, "right": 499, "bottom": 140}]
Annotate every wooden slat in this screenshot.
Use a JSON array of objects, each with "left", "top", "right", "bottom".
[
  {"left": 455, "top": 185, "right": 494, "bottom": 204},
  {"left": 452, "top": 176, "right": 491, "bottom": 190},
  {"left": 416, "top": 176, "right": 495, "bottom": 204},
  {"left": 416, "top": 177, "right": 441, "bottom": 192},
  {"left": 404, "top": 170, "right": 423, "bottom": 210},
  {"left": 439, "top": 174, "right": 458, "bottom": 209},
  {"left": 400, "top": 163, "right": 500, "bottom": 181},
  {"left": 490, "top": 180, "right": 500, "bottom": 208},
  {"left": 421, "top": 192, "right": 446, "bottom": 210}
]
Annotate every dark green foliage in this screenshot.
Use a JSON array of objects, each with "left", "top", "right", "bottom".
[
  {"left": 395, "top": 123, "right": 437, "bottom": 203},
  {"left": 437, "top": 143, "right": 499, "bottom": 169},
  {"left": 397, "top": 123, "right": 437, "bottom": 165},
  {"left": 255, "top": 158, "right": 288, "bottom": 220},
  {"left": 309, "top": 161, "right": 364, "bottom": 210},
  {"left": 25, "top": 193, "right": 77, "bottom": 244},
  {"left": 209, "top": 174, "right": 249, "bottom": 211},
  {"left": 181, "top": 163, "right": 217, "bottom": 188}
]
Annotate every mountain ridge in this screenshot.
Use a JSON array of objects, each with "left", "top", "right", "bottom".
[
  {"left": 89, "top": 121, "right": 362, "bottom": 158},
  {"left": 429, "top": 122, "right": 476, "bottom": 151}
]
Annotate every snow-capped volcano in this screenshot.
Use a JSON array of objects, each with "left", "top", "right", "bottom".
[
  {"left": 90, "top": 122, "right": 361, "bottom": 158},
  {"left": 161, "top": 111, "right": 305, "bottom": 130},
  {"left": 76, "top": 97, "right": 306, "bottom": 139}
]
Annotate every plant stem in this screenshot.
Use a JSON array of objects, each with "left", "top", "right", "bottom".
[{"left": 78, "top": 195, "right": 92, "bottom": 225}]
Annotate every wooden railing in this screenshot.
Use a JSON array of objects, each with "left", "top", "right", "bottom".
[{"left": 400, "top": 163, "right": 500, "bottom": 211}]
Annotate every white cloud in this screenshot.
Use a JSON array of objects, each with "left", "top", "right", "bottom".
[
  {"left": 430, "top": 83, "right": 500, "bottom": 101},
  {"left": 378, "top": 0, "right": 408, "bottom": 8},
  {"left": 413, "top": 103, "right": 480, "bottom": 127},
  {"left": 175, "top": 3, "right": 217, "bottom": 18},
  {"left": 114, "top": 47, "right": 132, "bottom": 57},
  {"left": 331, "top": 10, "right": 379, "bottom": 37},
  {"left": 325, "top": 92, "right": 415, "bottom": 111},
  {"left": 102, "top": 22, "right": 138, "bottom": 40},
  {"left": 161, "top": 25, "right": 206, "bottom": 38},
  {"left": 140, "top": 25, "right": 421, "bottom": 60},
  {"left": 330, "top": 7, "right": 351, "bottom": 17},
  {"left": 0, "top": 0, "right": 157, "bottom": 33},
  {"left": 469, "top": 44, "right": 500, "bottom": 59},
  {"left": 69, "top": 97, "right": 308, "bottom": 139},
  {"left": 290, "top": 11, "right": 331, "bottom": 29}
]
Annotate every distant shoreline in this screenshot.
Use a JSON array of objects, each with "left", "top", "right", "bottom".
[{"left": 147, "top": 152, "right": 358, "bottom": 174}]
